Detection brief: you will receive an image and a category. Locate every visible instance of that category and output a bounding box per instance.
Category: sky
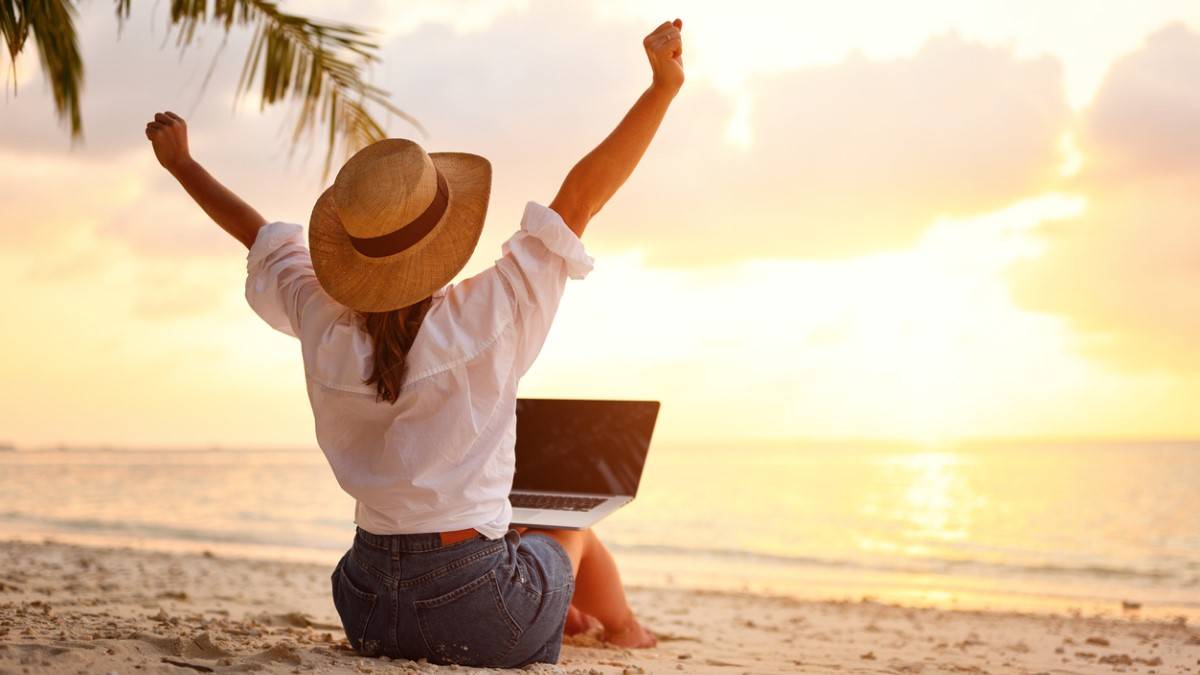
[2,0,1200,448]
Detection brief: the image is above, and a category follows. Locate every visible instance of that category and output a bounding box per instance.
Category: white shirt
[245,202,594,540]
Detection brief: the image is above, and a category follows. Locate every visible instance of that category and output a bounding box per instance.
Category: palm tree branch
[1,0,31,67]
[2,0,414,169]
[127,0,420,176]
[1,0,83,136]
[27,0,83,136]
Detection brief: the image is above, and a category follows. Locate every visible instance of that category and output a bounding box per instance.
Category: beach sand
[1,539,1197,674]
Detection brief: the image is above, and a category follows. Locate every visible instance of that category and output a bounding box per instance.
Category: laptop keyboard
[510,493,607,512]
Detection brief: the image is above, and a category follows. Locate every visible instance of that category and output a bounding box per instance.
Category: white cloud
[1009,24,1200,370]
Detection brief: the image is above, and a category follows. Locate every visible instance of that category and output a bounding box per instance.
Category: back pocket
[331,556,379,655]
[414,568,522,666]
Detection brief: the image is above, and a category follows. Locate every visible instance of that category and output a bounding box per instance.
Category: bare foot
[602,613,657,648]
[564,605,602,636]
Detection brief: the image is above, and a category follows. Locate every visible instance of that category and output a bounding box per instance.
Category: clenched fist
[145,111,193,174]
[645,19,684,94]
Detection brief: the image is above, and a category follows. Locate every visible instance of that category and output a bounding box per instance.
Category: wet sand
[1,539,1197,674]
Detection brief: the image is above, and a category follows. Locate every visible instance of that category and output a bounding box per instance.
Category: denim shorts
[330,526,575,667]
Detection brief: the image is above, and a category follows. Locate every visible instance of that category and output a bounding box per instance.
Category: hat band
[347,170,449,258]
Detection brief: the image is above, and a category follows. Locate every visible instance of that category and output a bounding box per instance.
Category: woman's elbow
[548,195,592,238]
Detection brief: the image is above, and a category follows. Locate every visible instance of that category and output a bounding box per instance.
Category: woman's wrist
[168,157,201,181]
[648,80,681,101]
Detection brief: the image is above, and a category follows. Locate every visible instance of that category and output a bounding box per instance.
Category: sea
[1,440,1197,619]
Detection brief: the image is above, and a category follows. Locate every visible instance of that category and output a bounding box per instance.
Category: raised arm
[550,19,685,238]
[144,111,267,249]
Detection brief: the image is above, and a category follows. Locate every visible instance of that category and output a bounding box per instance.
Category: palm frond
[0,0,28,70]
[1,0,84,137]
[140,0,420,176]
[1,0,411,173]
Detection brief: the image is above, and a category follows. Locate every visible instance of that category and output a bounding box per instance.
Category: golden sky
[3,1,1200,447]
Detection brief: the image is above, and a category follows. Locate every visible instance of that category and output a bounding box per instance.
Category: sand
[1,539,1198,674]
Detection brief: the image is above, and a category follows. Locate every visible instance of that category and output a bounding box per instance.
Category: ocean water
[2,440,1197,618]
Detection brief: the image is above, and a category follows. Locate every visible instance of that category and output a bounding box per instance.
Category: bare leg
[563,603,601,635]
[520,527,656,648]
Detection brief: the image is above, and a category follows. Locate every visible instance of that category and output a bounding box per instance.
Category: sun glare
[528,191,1091,445]
[1057,132,1085,178]
[723,93,754,150]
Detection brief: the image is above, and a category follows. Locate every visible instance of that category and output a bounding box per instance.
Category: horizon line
[4,435,1200,453]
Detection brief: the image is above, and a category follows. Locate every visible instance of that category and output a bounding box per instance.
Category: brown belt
[437,526,530,547]
[438,527,481,546]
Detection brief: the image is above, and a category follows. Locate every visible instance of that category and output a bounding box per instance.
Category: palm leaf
[1,0,84,137]
[0,0,413,175]
[141,0,421,176]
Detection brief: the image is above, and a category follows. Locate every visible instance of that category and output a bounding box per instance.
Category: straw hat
[309,138,492,312]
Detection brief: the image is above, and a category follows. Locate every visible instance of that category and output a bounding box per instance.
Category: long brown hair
[359,295,433,404]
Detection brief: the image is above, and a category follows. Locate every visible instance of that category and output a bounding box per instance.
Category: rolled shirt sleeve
[245,221,326,338]
[493,202,594,375]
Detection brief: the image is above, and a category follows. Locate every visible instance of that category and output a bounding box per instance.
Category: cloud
[288,0,528,38]
[0,1,331,260]
[0,1,652,265]
[2,2,1076,269]
[1085,24,1200,178]
[340,9,1075,265]
[596,33,1071,262]
[1008,23,1200,370]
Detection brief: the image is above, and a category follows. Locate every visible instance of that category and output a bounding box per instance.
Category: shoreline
[2,526,1196,625]
[2,539,1199,674]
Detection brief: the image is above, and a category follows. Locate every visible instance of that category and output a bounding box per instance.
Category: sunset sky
[2,0,1200,448]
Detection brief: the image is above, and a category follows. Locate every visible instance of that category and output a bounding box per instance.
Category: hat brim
[309,152,492,312]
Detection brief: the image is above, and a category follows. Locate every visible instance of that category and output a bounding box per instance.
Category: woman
[144,18,684,668]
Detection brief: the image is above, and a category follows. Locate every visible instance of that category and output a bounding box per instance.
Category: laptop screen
[513,398,660,497]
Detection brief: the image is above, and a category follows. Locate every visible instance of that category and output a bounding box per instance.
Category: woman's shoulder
[401,282,517,384]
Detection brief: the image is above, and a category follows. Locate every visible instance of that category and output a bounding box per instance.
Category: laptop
[509,398,660,530]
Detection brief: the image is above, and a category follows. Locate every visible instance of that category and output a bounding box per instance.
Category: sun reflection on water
[857,450,983,559]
